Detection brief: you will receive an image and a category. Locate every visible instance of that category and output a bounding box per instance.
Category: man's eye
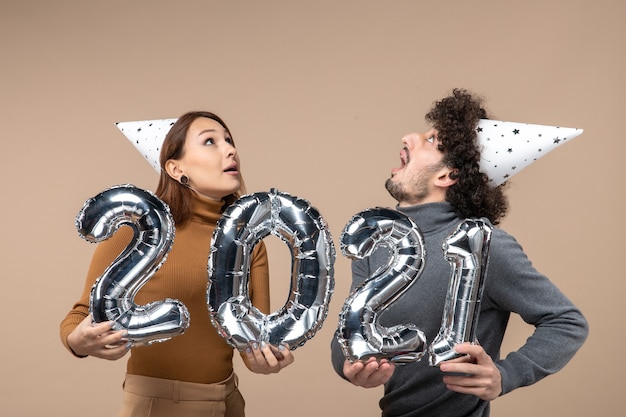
[426,136,435,143]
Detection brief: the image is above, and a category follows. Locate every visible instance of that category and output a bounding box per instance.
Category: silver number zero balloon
[336,208,427,364]
[207,188,335,351]
[428,218,493,366]
[76,184,190,346]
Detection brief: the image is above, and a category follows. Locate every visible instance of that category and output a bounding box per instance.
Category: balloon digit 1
[428,218,493,366]
[208,188,335,350]
[337,208,427,364]
[76,184,190,346]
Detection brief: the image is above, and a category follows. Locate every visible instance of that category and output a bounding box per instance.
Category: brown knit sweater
[60,192,270,383]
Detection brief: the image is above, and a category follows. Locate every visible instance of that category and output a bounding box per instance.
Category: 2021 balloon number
[337,208,427,364]
[207,188,335,351]
[77,185,491,364]
[336,210,492,366]
[76,184,190,346]
[77,186,334,351]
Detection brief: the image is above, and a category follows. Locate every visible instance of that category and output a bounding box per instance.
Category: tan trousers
[118,372,245,417]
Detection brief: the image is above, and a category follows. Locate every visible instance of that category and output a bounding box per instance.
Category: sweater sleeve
[485,229,589,395]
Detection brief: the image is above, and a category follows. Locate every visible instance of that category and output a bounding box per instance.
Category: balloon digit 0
[76,184,190,346]
[336,208,427,363]
[428,218,493,366]
[208,189,335,350]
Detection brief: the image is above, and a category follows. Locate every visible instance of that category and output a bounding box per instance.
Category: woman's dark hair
[155,111,246,227]
[426,89,508,224]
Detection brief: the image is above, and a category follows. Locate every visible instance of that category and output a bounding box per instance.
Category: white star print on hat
[116,118,177,172]
[477,119,583,186]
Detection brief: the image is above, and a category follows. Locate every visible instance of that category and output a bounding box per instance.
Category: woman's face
[171,116,241,200]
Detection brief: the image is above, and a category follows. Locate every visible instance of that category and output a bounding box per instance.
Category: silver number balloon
[76,184,190,346]
[207,189,335,350]
[337,208,427,364]
[428,218,493,366]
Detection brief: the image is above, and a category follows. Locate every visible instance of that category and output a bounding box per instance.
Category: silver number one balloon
[428,218,493,367]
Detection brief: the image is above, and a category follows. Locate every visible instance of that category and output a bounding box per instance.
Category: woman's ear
[165,159,183,181]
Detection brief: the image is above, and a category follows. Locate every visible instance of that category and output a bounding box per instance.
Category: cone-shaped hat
[477,119,583,186]
[116,118,177,172]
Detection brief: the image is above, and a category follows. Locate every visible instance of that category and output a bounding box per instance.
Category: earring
[180,175,189,185]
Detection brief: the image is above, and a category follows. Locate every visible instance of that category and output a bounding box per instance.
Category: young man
[330,89,588,416]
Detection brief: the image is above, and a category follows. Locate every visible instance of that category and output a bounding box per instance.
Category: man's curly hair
[426,88,508,224]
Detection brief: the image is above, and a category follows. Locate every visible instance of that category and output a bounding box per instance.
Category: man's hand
[439,343,502,401]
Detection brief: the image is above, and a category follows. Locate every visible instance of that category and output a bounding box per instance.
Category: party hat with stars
[477,119,583,186]
[116,118,177,172]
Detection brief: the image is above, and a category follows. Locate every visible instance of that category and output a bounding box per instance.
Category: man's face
[385,128,447,206]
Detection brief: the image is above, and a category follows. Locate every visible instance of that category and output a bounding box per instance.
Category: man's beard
[385,177,412,203]
[384,163,441,205]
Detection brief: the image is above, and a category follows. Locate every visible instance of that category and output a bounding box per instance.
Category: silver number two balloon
[337,208,427,364]
[76,184,190,346]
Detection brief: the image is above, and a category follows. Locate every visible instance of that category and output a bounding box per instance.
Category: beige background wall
[2,1,623,415]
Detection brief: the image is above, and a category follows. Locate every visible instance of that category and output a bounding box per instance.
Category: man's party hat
[477,120,583,186]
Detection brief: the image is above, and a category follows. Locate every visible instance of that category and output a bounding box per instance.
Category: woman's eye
[225,137,234,146]
[204,138,215,145]
[426,136,435,143]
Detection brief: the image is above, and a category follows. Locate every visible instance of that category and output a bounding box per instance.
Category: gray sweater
[330,202,588,417]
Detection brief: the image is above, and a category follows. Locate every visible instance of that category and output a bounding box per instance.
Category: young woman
[60,111,294,417]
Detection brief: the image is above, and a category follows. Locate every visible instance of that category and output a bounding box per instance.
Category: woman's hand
[439,343,502,401]
[66,314,130,360]
[241,342,295,374]
[343,357,395,388]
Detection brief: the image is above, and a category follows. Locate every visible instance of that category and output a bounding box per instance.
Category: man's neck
[397,194,446,208]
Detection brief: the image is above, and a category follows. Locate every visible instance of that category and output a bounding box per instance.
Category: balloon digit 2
[76,184,190,346]
[336,208,427,364]
[208,189,335,351]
